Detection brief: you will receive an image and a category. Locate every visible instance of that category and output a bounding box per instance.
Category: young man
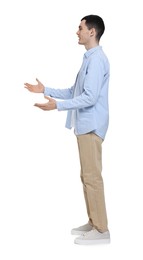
[24,15,110,245]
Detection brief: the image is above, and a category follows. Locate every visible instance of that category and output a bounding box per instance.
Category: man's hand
[34,96,57,111]
[24,78,44,93]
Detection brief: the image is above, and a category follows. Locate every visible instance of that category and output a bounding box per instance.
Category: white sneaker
[74,229,110,245]
[71,223,93,235]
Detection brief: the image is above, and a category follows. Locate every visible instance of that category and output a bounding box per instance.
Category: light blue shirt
[44,46,110,139]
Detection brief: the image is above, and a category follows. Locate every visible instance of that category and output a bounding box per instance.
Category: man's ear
[90,28,96,37]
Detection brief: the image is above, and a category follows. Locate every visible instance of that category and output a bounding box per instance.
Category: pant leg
[76,133,108,232]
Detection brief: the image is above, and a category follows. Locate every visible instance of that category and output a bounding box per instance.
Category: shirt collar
[84,45,102,58]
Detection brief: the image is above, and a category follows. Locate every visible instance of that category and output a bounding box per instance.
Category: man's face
[76,19,92,46]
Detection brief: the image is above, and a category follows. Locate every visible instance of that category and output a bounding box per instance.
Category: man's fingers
[34,103,45,107]
[34,103,48,109]
[24,83,33,91]
[44,96,52,101]
[24,82,35,88]
[24,83,30,87]
[36,78,39,83]
[36,78,42,85]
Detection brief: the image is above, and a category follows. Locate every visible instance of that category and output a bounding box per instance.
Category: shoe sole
[74,238,111,245]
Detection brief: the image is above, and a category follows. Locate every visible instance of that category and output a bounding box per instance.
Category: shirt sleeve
[56,57,105,111]
[44,86,74,100]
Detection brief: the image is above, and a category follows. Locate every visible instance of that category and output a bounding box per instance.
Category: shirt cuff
[56,101,63,111]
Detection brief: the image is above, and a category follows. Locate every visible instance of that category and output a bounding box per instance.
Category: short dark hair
[81,15,105,41]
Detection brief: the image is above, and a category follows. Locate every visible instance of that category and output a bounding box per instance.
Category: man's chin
[78,40,83,45]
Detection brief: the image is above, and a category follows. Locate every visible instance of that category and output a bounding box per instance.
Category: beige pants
[76,133,108,232]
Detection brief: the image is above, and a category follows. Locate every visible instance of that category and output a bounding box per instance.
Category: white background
[0,0,143,259]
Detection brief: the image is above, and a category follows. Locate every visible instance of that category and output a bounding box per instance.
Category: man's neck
[85,42,99,51]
